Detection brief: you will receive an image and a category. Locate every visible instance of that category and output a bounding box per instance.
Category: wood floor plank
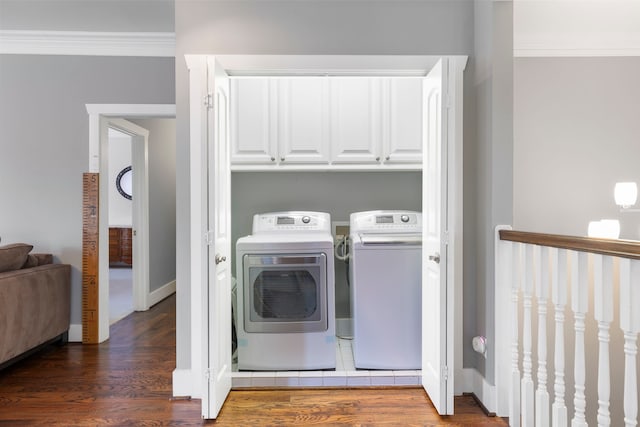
[0,295,508,425]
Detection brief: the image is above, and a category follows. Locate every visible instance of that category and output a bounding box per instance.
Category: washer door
[243,253,327,333]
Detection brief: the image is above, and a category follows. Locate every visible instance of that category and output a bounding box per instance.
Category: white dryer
[349,210,422,370]
[236,211,336,371]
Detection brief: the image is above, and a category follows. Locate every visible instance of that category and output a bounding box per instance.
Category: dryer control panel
[350,210,422,234]
[252,211,331,234]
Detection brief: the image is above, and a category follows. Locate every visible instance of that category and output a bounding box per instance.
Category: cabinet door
[230,78,277,164]
[330,78,382,164]
[384,78,423,164]
[278,78,329,164]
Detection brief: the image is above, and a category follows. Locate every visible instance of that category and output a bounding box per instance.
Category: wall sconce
[588,219,621,239]
[614,182,638,210]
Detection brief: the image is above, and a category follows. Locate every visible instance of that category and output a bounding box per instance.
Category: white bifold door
[422,58,455,415]
[203,57,233,419]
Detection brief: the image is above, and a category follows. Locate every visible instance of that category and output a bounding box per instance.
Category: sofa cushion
[22,253,53,269]
[0,244,33,273]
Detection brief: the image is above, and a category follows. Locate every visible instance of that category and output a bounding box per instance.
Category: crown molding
[515,31,640,57]
[0,30,175,57]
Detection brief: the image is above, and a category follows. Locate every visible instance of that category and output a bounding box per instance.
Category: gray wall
[131,118,177,292]
[175,0,485,376]
[469,0,513,383]
[231,171,422,318]
[0,54,175,325]
[0,0,174,31]
[514,57,640,240]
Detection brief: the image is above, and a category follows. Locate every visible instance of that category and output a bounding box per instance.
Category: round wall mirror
[116,166,132,200]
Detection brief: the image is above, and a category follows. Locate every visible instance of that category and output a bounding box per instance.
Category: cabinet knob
[386,156,390,161]
[270,157,275,162]
[281,157,285,162]
[375,157,380,161]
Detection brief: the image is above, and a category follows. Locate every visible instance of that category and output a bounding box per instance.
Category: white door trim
[184,56,209,400]
[85,103,176,343]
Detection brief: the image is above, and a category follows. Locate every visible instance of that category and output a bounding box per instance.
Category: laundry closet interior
[187,55,464,403]
[230,72,424,385]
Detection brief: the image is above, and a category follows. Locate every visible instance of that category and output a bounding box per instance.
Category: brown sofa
[0,244,71,369]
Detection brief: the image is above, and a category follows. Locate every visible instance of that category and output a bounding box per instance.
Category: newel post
[495,225,515,420]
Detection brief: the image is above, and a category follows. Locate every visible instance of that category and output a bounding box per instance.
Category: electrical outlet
[335,224,350,237]
[332,221,350,245]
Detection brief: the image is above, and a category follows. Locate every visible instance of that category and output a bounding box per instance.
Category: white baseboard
[149,280,176,307]
[462,368,497,415]
[68,323,83,342]
[172,368,194,398]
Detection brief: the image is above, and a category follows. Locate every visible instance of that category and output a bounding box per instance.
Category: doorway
[107,126,134,324]
[86,104,176,343]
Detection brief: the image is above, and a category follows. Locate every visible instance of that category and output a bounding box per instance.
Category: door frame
[185,55,466,413]
[86,103,176,343]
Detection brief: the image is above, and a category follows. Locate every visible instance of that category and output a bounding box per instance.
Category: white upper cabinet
[230,78,278,164]
[330,78,382,164]
[383,78,424,164]
[230,76,423,169]
[278,78,330,163]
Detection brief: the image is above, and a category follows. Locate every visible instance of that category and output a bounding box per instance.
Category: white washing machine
[236,211,336,371]
[349,210,422,370]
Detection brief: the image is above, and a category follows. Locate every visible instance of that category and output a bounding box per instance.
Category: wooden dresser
[109,227,132,267]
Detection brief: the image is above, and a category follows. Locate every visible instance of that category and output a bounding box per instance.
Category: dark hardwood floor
[0,295,508,426]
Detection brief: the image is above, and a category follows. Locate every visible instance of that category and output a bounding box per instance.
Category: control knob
[302,216,311,224]
[400,214,410,223]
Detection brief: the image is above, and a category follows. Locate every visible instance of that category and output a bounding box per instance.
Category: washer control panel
[350,210,422,234]
[252,211,331,234]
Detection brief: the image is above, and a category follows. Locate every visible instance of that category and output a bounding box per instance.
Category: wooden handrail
[499,229,640,261]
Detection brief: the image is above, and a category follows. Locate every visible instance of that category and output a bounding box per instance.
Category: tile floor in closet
[231,338,422,388]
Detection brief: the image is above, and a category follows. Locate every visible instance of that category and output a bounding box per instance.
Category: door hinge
[442,231,450,245]
[204,93,213,109]
[204,231,214,245]
[446,94,453,109]
[204,368,212,381]
[442,366,449,380]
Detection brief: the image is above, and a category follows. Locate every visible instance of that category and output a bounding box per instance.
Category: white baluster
[536,245,550,427]
[571,251,588,427]
[552,248,568,427]
[620,258,640,427]
[522,244,535,427]
[593,254,613,427]
[511,242,522,427]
